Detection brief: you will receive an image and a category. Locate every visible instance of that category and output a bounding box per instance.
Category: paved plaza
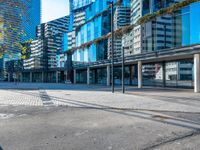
[0,82,199,112]
[0,82,200,150]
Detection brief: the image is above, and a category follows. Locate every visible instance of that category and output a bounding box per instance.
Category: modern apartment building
[114,4,131,30]
[23,39,44,70]
[67,10,86,50]
[108,0,131,59]
[22,16,70,82]
[25,16,69,69]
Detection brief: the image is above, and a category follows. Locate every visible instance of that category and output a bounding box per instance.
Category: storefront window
[165,59,194,87]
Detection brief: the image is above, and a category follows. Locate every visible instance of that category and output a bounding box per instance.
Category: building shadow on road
[7,89,200,150]
[14,90,200,131]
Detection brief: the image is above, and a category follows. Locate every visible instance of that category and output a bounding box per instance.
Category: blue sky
[42,0,69,23]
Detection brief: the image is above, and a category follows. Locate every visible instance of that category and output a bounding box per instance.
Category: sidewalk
[0,83,199,113]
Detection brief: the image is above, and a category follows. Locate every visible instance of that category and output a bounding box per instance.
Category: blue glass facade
[22,0,41,41]
[181,7,190,46]
[62,33,68,52]
[72,0,93,11]
[143,1,200,52]
[153,0,175,11]
[67,0,200,66]
[76,16,103,46]
[142,0,178,15]
[189,2,200,45]
[0,0,41,80]
[141,0,200,35]
[71,0,134,63]
[71,0,116,62]
[85,0,113,20]
[181,2,200,46]
[72,44,97,62]
[121,0,130,6]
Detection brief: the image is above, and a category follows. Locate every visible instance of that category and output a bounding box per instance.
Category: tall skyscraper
[0,0,41,80]
[23,16,70,70]
[22,0,41,41]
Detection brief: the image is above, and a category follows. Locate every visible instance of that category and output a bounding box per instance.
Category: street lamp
[107,0,114,93]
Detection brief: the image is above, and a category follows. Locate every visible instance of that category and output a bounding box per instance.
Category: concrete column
[30,72,32,83]
[74,69,76,84]
[65,71,68,83]
[194,54,200,93]
[8,73,11,82]
[162,62,166,87]
[129,66,133,85]
[20,73,23,82]
[138,61,142,88]
[107,65,111,86]
[87,67,90,85]
[56,71,59,83]
[94,69,97,84]
[42,72,44,83]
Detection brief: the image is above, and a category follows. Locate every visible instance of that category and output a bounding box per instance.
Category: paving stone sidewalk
[0,83,200,113]
[0,90,43,106]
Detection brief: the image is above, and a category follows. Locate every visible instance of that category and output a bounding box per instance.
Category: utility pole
[111,1,114,93]
[122,47,125,93]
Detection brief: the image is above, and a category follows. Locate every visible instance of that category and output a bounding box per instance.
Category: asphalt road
[0,83,200,150]
[0,105,200,150]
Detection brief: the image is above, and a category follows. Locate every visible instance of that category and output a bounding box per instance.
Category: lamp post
[107,0,114,93]
[122,47,125,93]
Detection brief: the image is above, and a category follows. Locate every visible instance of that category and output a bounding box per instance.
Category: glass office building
[70,0,200,90]
[143,1,200,52]
[0,0,41,80]
[140,1,200,87]
[72,0,115,63]
[22,0,41,41]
